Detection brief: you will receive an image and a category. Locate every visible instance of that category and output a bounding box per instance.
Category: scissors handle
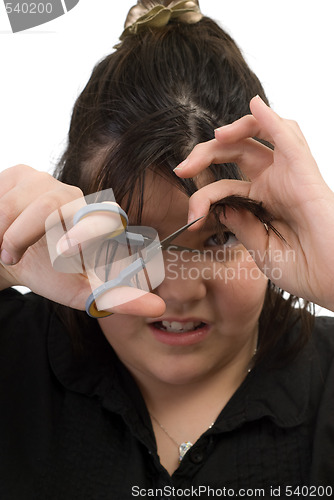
[86,257,146,318]
[73,203,128,237]
[78,204,205,318]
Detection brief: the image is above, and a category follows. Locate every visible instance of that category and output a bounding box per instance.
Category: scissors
[73,202,204,318]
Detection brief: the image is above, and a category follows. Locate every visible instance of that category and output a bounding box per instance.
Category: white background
[0,0,333,314]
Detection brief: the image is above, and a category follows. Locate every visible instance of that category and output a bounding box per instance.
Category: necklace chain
[150,413,214,462]
[248,342,258,373]
[150,413,181,449]
[150,336,258,462]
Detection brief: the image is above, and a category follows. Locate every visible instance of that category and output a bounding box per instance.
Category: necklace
[150,336,258,462]
[150,413,214,462]
[248,335,259,373]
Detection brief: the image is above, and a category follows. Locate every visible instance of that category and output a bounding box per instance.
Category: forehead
[129,167,214,226]
[125,169,219,241]
[140,171,189,229]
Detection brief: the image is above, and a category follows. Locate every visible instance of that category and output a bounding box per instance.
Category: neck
[134,331,258,419]
[126,330,258,476]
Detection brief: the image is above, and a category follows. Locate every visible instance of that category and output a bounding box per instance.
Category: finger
[0,186,34,242]
[214,96,306,154]
[1,188,83,265]
[8,246,95,311]
[218,207,270,269]
[174,137,273,180]
[0,164,38,198]
[187,179,251,228]
[97,287,166,317]
[41,273,94,311]
[212,96,312,165]
[56,210,126,256]
[218,207,293,284]
[214,113,274,146]
[0,178,59,240]
[249,96,311,159]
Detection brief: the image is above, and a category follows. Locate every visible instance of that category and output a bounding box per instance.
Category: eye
[205,232,239,248]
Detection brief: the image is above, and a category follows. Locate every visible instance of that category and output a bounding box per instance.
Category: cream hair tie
[120,0,203,40]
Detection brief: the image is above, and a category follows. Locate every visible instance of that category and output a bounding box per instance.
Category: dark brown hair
[54,9,313,366]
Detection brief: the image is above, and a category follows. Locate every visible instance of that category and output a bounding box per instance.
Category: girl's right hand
[0,165,165,316]
[0,164,94,310]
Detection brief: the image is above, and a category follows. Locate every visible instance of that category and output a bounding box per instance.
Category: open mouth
[152,320,206,334]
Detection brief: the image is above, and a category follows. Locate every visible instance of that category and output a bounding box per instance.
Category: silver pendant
[179,441,193,462]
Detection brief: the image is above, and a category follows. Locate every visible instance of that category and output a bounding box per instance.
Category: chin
[146,357,215,387]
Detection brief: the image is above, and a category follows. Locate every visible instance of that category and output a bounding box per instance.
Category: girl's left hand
[174,96,334,311]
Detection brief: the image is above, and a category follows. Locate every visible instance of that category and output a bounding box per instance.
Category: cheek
[98,314,141,349]
[208,251,268,317]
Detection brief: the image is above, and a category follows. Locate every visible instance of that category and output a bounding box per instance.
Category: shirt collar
[48,310,156,447]
[212,342,313,432]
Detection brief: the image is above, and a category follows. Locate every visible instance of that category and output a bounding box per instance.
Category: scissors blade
[159,215,205,249]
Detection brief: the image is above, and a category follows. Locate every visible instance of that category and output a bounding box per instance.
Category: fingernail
[56,238,80,256]
[254,94,266,105]
[215,124,227,133]
[173,158,189,171]
[187,211,195,223]
[214,122,233,134]
[0,249,15,266]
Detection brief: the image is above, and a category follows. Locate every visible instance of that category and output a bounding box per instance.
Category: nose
[154,252,207,305]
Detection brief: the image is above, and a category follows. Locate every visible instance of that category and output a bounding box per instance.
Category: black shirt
[0,288,334,499]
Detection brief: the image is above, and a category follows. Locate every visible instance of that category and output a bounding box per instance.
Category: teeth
[160,320,202,333]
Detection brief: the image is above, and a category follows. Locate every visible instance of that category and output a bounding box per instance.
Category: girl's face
[98,173,268,387]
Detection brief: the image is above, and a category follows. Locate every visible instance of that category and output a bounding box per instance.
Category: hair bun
[120,0,203,40]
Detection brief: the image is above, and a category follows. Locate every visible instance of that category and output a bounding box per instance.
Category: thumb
[219,206,270,269]
[95,287,166,317]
